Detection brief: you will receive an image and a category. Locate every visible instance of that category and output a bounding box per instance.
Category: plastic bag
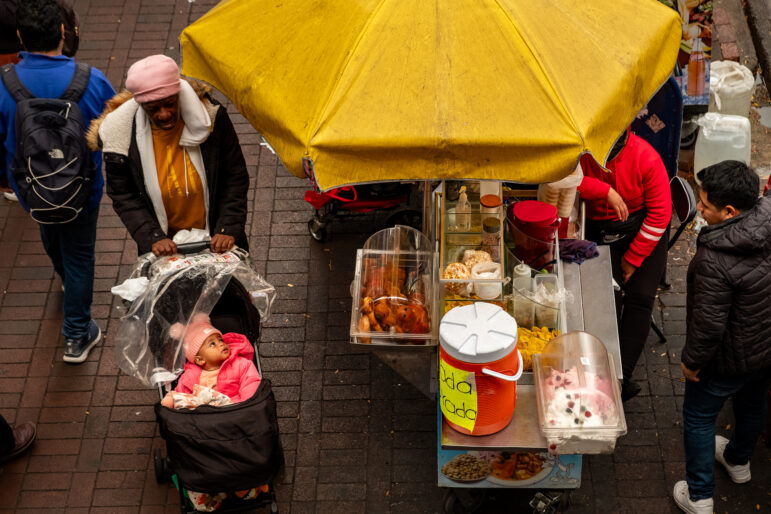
[114,250,276,387]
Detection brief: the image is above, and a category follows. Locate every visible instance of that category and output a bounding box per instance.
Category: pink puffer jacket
[174,332,261,403]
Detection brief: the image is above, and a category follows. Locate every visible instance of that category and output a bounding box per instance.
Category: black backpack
[1,63,95,224]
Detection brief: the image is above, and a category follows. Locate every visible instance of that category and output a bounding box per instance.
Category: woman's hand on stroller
[210,234,235,253]
[152,238,178,256]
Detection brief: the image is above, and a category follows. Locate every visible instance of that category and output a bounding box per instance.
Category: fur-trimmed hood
[87,78,218,153]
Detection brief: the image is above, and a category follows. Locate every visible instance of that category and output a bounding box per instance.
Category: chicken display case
[349,225,437,346]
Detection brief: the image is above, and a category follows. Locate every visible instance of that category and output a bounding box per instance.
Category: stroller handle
[175,240,212,254]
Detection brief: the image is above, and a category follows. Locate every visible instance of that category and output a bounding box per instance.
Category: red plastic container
[507,200,559,269]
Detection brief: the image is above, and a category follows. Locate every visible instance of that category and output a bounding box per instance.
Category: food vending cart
[347,180,627,512]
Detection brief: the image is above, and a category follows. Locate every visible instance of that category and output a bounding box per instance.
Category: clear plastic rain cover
[115,250,276,387]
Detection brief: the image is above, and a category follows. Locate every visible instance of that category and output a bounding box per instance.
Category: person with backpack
[0,0,114,363]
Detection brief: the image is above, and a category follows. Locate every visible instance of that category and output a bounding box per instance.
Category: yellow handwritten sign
[439,359,478,432]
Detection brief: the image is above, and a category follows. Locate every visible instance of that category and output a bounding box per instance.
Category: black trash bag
[154,378,284,494]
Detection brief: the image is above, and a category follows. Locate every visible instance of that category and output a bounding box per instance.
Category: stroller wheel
[153,449,166,484]
[307,219,328,242]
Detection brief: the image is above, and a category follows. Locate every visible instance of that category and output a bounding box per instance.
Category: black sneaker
[63,320,101,363]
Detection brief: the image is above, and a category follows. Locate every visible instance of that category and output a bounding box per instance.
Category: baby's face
[195,333,230,370]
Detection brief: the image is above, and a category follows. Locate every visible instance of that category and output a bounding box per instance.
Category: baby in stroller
[113,248,282,513]
[159,312,269,511]
[161,313,261,410]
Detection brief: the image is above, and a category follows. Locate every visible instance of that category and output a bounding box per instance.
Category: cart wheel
[308,219,328,242]
[529,491,569,514]
[153,449,165,484]
[442,489,487,514]
[385,208,422,230]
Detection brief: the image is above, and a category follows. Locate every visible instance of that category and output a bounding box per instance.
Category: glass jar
[480,194,503,215]
[481,217,501,261]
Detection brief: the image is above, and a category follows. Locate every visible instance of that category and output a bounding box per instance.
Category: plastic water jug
[439,303,523,436]
[709,61,754,118]
[694,113,751,184]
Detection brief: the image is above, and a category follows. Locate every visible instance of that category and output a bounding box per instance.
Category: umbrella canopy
[181,0,681,191]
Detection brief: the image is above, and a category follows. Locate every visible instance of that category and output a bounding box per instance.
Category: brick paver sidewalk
[0,1,768,512]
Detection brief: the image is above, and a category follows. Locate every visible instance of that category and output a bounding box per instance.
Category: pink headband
[125,54,181,103]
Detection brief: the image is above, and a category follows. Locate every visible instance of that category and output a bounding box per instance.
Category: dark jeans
[683,372,770,500]
[39,207,98,339]
[586,220,669,380]
[0,413,13,454]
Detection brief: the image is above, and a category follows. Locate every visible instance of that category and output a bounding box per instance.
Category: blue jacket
[0,52,115,213]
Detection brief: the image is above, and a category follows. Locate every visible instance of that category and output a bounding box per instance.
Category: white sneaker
[3,191,17,202]
[715,435,751,483]
[673,481,713,514]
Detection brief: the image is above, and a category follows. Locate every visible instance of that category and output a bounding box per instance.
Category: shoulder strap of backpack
[60,63,91,102]
[0,64,35,103]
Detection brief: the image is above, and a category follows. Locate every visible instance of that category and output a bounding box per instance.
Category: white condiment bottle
[513,263,531,279]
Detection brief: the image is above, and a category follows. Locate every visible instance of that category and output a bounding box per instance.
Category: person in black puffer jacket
[673,161,771,514]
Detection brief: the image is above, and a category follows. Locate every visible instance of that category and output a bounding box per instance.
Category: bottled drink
[687,38,706,97]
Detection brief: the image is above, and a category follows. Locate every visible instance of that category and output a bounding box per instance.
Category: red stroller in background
[303,160,422,242]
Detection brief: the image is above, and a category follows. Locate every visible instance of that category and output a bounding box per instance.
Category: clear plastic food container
[533,331,626,454]
[350,226,437,346]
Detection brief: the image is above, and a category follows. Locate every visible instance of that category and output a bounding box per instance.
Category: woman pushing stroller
[89,53,249,256]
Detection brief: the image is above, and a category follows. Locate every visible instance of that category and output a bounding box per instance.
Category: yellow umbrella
[181,0,680,191]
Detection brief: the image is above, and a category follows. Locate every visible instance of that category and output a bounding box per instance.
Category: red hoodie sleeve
[577,154,612,200]
[623,149,672,267]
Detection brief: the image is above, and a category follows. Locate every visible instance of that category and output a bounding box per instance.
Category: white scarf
[135,80,212,235]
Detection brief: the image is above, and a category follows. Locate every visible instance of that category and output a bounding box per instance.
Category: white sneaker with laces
[673,481,713,514]
[715,435,751,483]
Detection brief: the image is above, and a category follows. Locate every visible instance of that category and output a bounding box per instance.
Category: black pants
[0,413,14,454]
[586,221,669,380]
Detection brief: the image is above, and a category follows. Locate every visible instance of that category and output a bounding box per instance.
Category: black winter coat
[682,193,771,377]
[104,100,249,255]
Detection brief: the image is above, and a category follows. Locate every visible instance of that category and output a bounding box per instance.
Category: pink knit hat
[169,313,223,363]
[125,54,181,103]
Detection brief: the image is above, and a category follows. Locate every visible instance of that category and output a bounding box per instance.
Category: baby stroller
[303,158,423,242]
[114,242,282,513]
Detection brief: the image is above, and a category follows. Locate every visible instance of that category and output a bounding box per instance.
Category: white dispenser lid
[440,303,517,364]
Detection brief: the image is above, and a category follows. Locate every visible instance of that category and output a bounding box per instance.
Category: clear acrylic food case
[533,331,626,454]
[350,226,437,346]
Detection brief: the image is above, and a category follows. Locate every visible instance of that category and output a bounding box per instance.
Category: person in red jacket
[578,128,672,401]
